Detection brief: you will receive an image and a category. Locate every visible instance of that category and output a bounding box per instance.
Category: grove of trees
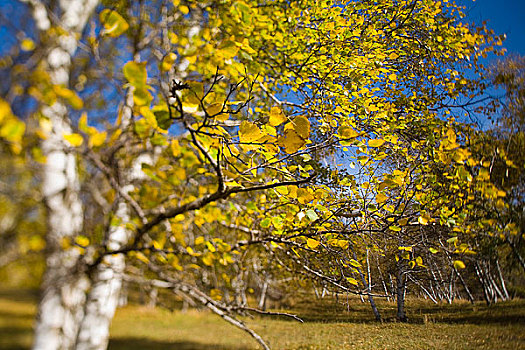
[0,0,522,349]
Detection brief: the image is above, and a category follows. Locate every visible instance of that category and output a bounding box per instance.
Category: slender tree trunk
[396,263,407,322]
[75,198,130,350]
[32,1,98,349]
[495,259,510,300]
[506,236,525,272]
[75,87,135,349]
[454,267,475,304]
[475,262,492,305]
[352,249,381,321]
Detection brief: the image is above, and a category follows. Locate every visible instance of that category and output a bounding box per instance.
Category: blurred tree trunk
[30,1,98,349]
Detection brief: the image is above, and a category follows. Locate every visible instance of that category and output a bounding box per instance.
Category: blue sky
[460,0,525,57]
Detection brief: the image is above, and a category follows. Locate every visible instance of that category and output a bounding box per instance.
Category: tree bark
[31,1,98,349]
[75,84,137,349]
[75,199,130,350]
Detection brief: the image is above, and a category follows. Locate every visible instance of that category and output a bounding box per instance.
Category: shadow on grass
[0,326,32,350]
[272,297,525,325]
[0,290,39,304]
[108,338,250,350]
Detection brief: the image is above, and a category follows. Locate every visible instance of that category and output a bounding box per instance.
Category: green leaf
[305,209,319,221]
[123,61,147,88]
[429,247,438,254]
[154,110,172,130]
[260,218,271,228]
[446,236,458,244]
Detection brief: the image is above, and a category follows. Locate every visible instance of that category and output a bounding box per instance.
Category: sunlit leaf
[306,238,320,249]
[269,106,287,126]
[453,260,466,269]
[368,139,385,148]
[347,277,358,286]
[63,133,83,147]
[375,193,388,203]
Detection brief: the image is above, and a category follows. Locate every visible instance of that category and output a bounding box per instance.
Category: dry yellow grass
[1,290,524,350]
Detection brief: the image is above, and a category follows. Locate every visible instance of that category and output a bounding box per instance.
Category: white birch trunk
[75,198,130,350]
[75,93,135,350]
[32,1,98,349]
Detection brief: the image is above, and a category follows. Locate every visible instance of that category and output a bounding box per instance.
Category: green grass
[1,289,524,350]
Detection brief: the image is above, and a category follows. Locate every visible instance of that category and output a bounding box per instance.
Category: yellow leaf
[63,133,83,147]
[0,118,25,144]
[140,106,159,128]
[133,87,153,107]
[453,260,466,269]
[269,106,287,126]
[74,235,89,247]
[89,131,107,148]
[53,85,83,109]
[20,38,35,51]
[208,103,225,119]
[100,9,129,37]
[160,52,177,71]
[210,288,222,301]
[338,126,359,139]
[239,121,263,143]
[337,240,349,249]
[349,259,361,267]
[418,215,429,225]
[306,238,320,249]
[347,277,358,286]
[293,116,310,139]
[389,52,399,60]
[278,129,305,154]
[202,253,214,266]
[375,193,388,203]
[368,139,385,147]
[135,252,150,264]
[179,5,190,15]
[78,112,89,133]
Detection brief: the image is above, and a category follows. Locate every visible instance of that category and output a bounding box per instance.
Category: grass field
[1,289,524,350]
